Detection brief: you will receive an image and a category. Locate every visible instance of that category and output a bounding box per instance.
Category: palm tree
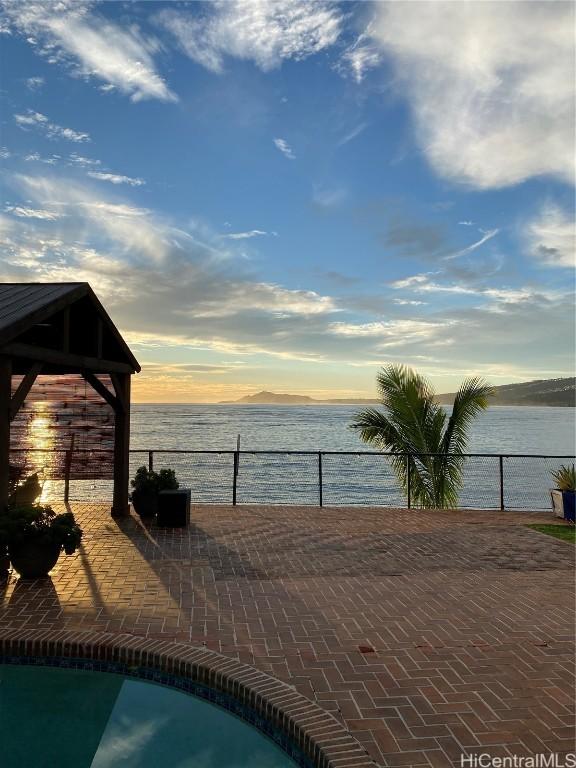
[352,365,493,508]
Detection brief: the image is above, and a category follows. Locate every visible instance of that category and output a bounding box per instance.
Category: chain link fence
[12,447,574,511]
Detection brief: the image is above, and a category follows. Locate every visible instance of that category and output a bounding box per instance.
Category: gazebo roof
[1,281,138,515]
[0,282,140,374]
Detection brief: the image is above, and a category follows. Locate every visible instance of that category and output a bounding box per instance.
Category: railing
[10,448,576,510]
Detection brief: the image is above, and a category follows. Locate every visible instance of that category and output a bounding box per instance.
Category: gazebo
[0,283,140,516]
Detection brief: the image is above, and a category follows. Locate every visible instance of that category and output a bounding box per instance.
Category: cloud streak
[2,0,176,102]
[273,138,295,160]
[88,172,145,187]
[14,110,90,143]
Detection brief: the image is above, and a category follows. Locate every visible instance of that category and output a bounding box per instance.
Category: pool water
[0,665,298,768]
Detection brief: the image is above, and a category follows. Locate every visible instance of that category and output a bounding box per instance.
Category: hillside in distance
[436,377,575,407]
[222,378,576,406]
[220,391,379,405]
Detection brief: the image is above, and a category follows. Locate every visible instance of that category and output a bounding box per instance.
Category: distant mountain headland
[221,377,576,407]
[220,391,379,405]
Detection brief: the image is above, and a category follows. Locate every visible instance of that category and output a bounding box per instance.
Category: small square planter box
[551,489,576,522]
[157,489,191,527]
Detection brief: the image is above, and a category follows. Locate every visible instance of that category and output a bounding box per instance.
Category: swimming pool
[0,663,300,768]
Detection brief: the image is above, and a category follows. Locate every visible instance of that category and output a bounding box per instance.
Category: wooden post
[0,357,12,512]
[318,452,323,507]
[64,434,75,504]
[111,373,131,518]
[232,450,238,506]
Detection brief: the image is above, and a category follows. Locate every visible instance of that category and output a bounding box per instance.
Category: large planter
[9,539,61,579]
[551,489,576,522]
[131,489,158,518]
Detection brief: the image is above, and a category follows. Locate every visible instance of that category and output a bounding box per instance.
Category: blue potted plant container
[550,465,575,522]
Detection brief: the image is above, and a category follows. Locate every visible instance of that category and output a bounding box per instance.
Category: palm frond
[351,365,493,509]
[441,377,494,457]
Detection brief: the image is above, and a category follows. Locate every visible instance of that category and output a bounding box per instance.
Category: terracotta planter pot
[9,539,62,579]
[131,490,158,518]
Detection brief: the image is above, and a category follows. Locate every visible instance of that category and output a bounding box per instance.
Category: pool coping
[0,628,378,768]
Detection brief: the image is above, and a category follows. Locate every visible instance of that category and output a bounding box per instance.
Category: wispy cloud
[526,203,575,268]
[25,75,44,90]
[2,0,176,103]
[23,152,60,165]
[88,171,145,187]
[15,110,90,142]
[444,228,499,261]
[68,153,101,168]
[4,205,62,220]
[222,230,270,240]
[329,319,454,347]
[273,138,295,160]
[357,1,574,189]
[390,272,555,308]
[337,123,368,147]
[157,0,342,73]
[312,184,346,208]
[340,26,382,83]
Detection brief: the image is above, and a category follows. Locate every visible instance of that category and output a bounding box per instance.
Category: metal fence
[13,448,575,511]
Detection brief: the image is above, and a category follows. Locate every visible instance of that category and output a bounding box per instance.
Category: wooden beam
[82,371,119,411]
[110,372,128,412]
[62,307,70,353]
[96,318,103,359]
[111,373,131,518]
[10,362,42,420]
[2,342,135,374]
[0,357,11,511]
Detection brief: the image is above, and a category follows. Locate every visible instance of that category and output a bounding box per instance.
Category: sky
[0,0,574,403]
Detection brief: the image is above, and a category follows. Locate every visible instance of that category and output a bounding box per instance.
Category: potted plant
[0,504,83,579]
[1,471,45,579]
[130,466,179,518]
[550,464,575,522]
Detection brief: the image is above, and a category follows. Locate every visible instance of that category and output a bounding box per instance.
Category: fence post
[64,450,71,503]
[407,455,412,509]
[499,455,505,511]
[148,450,154,472]
[318,452,323,507]
[232,450,238,506]
[64,433,75,504]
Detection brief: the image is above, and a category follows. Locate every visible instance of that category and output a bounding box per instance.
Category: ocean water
[131,404,576,454]
[121,405,575,510]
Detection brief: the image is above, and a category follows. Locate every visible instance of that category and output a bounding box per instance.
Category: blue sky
[0,0,574,402]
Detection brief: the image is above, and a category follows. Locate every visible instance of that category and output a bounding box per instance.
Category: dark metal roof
[0,282,140,372]
[0,283,86,334]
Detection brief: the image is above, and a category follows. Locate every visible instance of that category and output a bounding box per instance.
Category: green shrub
[131,466,179,494]
[551,464,576,492]
[0,504,83,555]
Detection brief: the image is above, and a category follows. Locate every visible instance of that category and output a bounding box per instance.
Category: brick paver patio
[1,504,574,767]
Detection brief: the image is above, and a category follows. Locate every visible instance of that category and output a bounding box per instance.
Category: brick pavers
[1,504,574,767]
